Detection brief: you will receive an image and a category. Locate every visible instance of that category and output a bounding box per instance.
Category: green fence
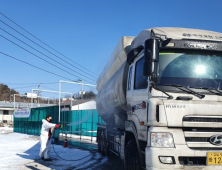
[14,106,103,138]
[14,106,59,137]
[60,109,103,137]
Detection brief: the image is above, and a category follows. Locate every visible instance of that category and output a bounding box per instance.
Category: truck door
[127,52,148,141]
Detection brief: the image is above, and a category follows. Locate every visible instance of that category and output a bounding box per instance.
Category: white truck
[96,27,222,170]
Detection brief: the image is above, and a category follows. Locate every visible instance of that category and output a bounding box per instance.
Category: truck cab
[97,27,222,170]
[126,28,222,170]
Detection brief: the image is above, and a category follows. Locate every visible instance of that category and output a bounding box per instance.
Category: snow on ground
[0,126,13,134]
[0,132,109,170]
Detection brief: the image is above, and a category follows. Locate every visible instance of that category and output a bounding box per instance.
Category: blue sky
[0,0,222,98]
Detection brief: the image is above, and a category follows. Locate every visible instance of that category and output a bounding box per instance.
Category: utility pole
[9,88,11,102]
[37,83,40,105]
[81,78,83,99]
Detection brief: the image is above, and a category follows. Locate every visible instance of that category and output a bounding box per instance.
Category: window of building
[3,110,9,115]
[134,57,148,89]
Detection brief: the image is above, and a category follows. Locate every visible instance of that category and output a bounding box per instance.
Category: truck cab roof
[97,27,222,92]
[131,27,222,50]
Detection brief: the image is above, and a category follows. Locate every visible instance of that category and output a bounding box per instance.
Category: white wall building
[0,108,14,124]
[72,100,96,110]
[0,101,55,125]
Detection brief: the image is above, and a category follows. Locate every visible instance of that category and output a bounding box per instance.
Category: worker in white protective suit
[39,115,59,161]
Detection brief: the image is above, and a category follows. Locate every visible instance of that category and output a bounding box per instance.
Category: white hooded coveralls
[39,119,56,159]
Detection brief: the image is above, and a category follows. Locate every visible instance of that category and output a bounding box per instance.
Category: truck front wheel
[125,140,141,170]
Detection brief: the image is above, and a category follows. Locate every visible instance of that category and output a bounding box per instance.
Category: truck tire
[100,130,109,156]
[98,130,101,152]
[125,140,141,170]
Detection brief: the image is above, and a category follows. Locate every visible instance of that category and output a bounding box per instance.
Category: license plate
[207,152,222,165]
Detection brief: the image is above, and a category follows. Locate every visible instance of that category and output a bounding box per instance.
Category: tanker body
[96,36,134,129]
[97,27,222,170]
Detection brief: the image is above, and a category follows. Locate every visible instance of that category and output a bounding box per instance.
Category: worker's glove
[51,138,54,144]
[54,124,60,129]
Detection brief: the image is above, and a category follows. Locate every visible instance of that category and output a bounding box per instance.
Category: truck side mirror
[144,39,159,62]
[143,61,153,76]
[143,39,159,76]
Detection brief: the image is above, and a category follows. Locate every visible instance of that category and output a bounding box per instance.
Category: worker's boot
[44,158,52,161]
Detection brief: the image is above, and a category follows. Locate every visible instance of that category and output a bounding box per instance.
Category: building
[60,99,96,111]
[72,100,96,110]
[0,101,54,125]
[0,101,14,124]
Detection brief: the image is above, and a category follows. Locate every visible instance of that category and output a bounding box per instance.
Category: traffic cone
[64,134,68,148]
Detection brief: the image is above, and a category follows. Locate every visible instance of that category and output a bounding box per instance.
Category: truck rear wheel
[100,130,109,155]
[98,130,101,152]
[125,140,141,170]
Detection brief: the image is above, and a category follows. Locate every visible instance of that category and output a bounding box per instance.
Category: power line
[0,35,95,84]
[0,29,97,82]
[17,90,32,93]
[40,85,58,91]
[0,82,58,85]
[0,12,99,76]
[0,52,75,81]
[0,21,98,79]
[10,85,38,89]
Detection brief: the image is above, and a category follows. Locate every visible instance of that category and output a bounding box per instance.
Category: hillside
[0,84,18,101]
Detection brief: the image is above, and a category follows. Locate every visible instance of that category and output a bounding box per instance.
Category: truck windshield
[156,52,222,90]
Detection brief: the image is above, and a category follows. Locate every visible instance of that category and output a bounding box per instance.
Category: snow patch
[0,133,106,170]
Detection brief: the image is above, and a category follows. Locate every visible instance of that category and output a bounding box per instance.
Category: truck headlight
[151,133,174,148]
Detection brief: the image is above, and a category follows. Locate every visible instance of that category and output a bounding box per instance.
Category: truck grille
[185,137,209,142]
[189,147,222,150]
[179,157,206,165]
[183,117,222,122]
[183,127,222,132]
[183,116,222,150]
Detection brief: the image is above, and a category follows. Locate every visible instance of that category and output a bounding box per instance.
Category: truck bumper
[146,167,222,170]
[145,145,222,170]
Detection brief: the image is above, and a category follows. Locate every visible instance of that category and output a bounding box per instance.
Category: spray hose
[51,128,94,161]
[51,144,93,161]
[51,143,94,161]
[51,125,96,161]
